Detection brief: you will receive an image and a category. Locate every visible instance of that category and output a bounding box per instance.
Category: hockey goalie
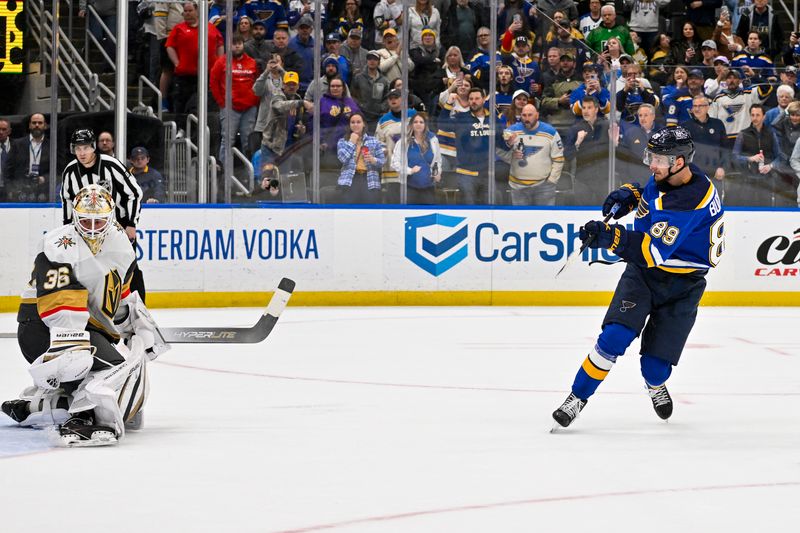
[1,184,169,447]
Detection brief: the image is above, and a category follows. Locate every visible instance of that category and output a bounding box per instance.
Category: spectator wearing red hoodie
[166,1,224,114]
[210,34,261,162]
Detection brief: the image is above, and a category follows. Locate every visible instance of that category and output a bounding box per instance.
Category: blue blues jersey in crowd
[621,164,725,274]
[663,88,694,126]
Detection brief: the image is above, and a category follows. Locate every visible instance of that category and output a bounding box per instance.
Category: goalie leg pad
[69,337,150,439]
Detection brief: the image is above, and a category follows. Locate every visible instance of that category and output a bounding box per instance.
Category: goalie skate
[59,413,118,447]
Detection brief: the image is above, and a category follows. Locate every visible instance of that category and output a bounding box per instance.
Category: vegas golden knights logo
[102,269,122,318]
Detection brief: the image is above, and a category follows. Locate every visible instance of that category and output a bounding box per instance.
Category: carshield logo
[405,213,468,276]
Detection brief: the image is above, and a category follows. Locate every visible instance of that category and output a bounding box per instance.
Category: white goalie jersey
[19,222,137,340]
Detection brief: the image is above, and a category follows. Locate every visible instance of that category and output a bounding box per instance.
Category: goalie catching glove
[114,292,171,360]
[580,220,628,254]
[602,183,642,219]
[28,329,95,390]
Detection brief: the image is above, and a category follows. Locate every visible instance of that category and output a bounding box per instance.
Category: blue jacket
[453,111,491,175]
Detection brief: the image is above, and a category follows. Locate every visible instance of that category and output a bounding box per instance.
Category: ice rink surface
[1,305,798,532]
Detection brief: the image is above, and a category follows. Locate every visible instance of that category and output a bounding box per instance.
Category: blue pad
[596,322,638,360]
[640,354,673,387]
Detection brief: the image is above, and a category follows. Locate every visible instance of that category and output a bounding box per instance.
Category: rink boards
[0,205,797,309]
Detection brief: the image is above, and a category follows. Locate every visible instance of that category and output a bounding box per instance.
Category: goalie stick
[0,278,295,344]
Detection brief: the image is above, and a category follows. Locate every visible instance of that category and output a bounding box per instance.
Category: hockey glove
[602,183,642,219]
[580,220,628,253]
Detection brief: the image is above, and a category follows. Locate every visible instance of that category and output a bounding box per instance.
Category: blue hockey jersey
[620,164,725,273]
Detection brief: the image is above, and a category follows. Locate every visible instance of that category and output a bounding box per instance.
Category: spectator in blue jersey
[128,147,166,203]
[336,112,385,203]
[731,31,775,85]
[237,0,289,43]
[499,101,564,206]
[493,65,517,117]
[500,34,541,98]
[391,113,442,204]
[564,96,611,205]
[664,68,707,126]
[552,126,726,430]
[617,62,660,132]
[732,103,786,206]
[288,15,315,92]
[680,95,727,183]
[571,63,611,118]
[467,27,492,91]
[453,87,492,204]
[436,74,471,171]
[736,0,784,59]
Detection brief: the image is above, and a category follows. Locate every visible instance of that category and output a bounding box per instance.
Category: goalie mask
[73,184,115,254]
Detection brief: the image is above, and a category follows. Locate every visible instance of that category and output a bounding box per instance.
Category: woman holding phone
[337,112,385,204]
[391,113,442,205]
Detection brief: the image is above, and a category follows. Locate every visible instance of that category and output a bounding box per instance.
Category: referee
[61,128,147,301]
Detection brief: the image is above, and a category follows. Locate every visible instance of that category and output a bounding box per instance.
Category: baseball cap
[348,28,362,38]
[283,71,300,85]
[130,146,148,158]
[514,35,529,46]
[785,66,798,75]
[383,28,397,38]
[325,32,341,42]
[253,20,267,29]
[701,40,717,50]
[582,62,601,72]
[386,88,402,100]
[421,27,436,38]
[297,15,313,28]
[713,55,730,65]
[688,68,704,79]
[618,53,633,63]
[512,89,530,100]
[560,52,576,61]
[366,50,381,60]
[727,68,742,78]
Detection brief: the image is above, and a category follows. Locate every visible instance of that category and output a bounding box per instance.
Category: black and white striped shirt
[61,154,143,228]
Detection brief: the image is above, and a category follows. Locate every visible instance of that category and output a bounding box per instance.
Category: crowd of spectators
[3,0,800,207]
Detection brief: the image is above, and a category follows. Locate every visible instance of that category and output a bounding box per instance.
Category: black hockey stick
[555,204,620,278]
[157,277,295,344]
[0,278,296,344]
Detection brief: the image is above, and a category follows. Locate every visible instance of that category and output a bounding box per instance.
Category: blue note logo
[405,214,468,276]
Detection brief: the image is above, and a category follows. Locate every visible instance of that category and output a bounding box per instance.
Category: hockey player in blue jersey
[552,126,725,429]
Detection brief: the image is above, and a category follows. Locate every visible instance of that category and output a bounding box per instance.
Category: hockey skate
[551,393,587,431]
[647,384,673,420]
[59,412,118,447]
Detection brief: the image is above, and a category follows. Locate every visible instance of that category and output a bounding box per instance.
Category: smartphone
[513,14,521,24]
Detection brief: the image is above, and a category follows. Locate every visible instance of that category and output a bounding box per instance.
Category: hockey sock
[640,354,673,387]
[571,323,638,400]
